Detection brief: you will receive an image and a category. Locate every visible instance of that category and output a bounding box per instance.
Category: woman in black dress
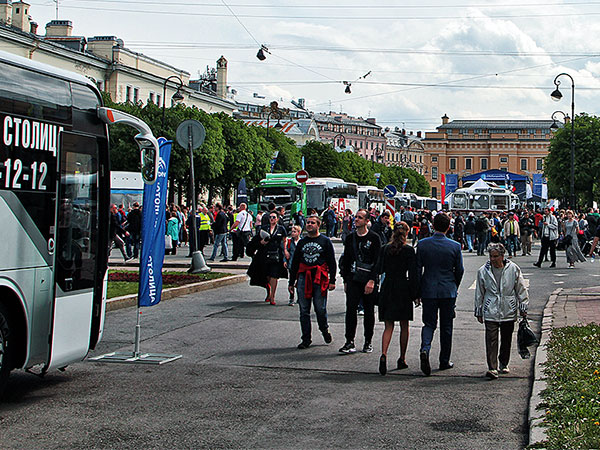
[376,221,419,375]
[247,212,287,305]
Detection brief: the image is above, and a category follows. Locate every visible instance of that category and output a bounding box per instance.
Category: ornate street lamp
[161,75,185,128]
[332,133,346,150]
[551,73,575,209]
[266,101,283,138]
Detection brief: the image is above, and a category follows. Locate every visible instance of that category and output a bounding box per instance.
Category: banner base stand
[89,351,182,365]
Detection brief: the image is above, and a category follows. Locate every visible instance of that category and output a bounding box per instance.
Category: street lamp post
[161,75,185,128]
[266,101,283,138]
[551,73,575,209]
[332,133,346,150]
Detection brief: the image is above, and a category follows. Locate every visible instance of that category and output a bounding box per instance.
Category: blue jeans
[296,274,329,344]
[420,298,456,365]
[209,233,228,260]
[477,232,487,255]
[466,233,475,251]
[506,235,518,256]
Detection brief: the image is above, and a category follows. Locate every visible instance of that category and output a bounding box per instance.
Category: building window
[500,167,508,172]
[500,157,508,164]
[449,158,456,170]
[133,88,140,104]
[431,167,438,180]
[432,187,438,198]
[521,159,528,170]
[447,129,452,135]
[481,158,488,170]
[157,94,162,106]
[432,156,438,163]
[465,158,472,170]
[536,158,543,171]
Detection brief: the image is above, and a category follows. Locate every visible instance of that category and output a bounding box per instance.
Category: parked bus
[306,177,359,214]
[0,50,159,394]
[111,171,144,209]
[358,185,385,212]
[447,179,520,213]
[252,173,304,227]
[394,192,417,209]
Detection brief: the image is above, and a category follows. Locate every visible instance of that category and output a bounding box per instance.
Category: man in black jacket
[370,210,392,245]
[207,203,230,262]
[110,204,132,262]
[126,202,142,259]
[339,209,381,354]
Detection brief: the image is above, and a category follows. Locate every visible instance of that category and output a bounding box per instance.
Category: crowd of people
[109,198,600,378]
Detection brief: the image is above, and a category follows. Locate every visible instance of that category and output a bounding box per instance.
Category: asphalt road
[3,241,598,449]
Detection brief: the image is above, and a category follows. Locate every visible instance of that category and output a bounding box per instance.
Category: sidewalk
[529,286,600,445]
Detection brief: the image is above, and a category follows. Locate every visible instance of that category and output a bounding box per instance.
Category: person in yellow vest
[503,214,520,258]
[197,205,212,255]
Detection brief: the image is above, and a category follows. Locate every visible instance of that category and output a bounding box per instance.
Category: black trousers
[536,236,556,264]
[344,280,376,343]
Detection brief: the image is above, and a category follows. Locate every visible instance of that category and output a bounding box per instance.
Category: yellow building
[423,114,552,198]
[0,1,235,114]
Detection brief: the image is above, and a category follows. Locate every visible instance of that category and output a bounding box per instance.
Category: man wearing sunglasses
[339,209,381,354]
[288,215,337,349]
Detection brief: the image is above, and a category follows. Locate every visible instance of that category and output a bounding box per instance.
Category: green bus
[250,173,306,227]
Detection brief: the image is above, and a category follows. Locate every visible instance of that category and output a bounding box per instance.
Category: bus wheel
[0,303,13,396]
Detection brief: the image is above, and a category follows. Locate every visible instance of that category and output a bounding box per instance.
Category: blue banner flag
[532,173,544,198]
[138,138,171,307]
[445,174,459,195]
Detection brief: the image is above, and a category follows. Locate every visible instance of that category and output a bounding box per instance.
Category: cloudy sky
[26,0,600,132]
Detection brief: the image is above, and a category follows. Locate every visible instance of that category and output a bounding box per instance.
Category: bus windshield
[258,186,299,204]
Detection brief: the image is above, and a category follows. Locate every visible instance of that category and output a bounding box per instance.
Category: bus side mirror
[134,134,159,184]
[97,107,160,184]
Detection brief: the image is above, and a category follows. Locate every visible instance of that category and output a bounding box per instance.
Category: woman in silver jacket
[475,243,529,380]
[562,210,586,268]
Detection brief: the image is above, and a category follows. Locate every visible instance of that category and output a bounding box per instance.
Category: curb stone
[105,274,248,312]
[528,288,562,448]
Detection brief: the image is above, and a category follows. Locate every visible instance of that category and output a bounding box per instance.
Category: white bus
[358,185,385,212]
[394,192,417,209]
[447,179,520,213]
[0,50,159,394]
[111,171,144,209]
[306,177,359,214]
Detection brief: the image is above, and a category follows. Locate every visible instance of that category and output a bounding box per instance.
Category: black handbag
[517,318,538,359]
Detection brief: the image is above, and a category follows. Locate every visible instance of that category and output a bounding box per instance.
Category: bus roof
[0,49,98,90]
[111,171,144,190]
[306,177,356,186]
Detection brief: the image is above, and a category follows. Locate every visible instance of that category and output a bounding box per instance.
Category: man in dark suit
[416,212,464,376]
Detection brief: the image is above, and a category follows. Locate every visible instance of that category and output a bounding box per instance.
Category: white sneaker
[486,369,499,379]
[499,365,510,374]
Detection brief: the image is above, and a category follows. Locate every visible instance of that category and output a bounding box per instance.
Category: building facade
[423,114,553,199]
[0,1,236,115]
[383,127,426,174]
[314,112,387,164]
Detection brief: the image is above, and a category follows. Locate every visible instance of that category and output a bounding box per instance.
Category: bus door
[49,131,105,369]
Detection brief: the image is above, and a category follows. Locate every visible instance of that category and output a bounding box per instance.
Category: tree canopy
[103,94,430,204]
[545,113,600,207]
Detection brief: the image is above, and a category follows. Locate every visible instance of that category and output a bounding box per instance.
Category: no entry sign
[296,169,309,183]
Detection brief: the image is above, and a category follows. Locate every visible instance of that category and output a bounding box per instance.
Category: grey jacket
[541,213,559,241]
[474,260,529,322]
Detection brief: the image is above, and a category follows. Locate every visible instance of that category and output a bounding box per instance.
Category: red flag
[441,173,446,205]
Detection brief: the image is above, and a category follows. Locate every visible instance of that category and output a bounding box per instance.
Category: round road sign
[384,184,397,198]
[296,169,309,183]
[176,119,205,150]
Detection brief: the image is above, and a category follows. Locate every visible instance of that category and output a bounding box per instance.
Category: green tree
[301,141,341,177]
[545,113,600,207]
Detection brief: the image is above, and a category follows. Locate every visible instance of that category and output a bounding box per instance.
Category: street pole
[187,126,198,256]
[551,73,575,209]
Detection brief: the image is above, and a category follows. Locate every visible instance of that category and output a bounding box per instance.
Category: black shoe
[533,262,541,268]
[397,358,408,370]
[362,342,373,353]
[297,341,311,349]
[231,257,238,261]
[322,330,333,344]
[439,361,454,370]
[549,263,556,268]
[379,355,387,376]
[220,258,229,262]
[339,341,357,354]
[420,351,431,376]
